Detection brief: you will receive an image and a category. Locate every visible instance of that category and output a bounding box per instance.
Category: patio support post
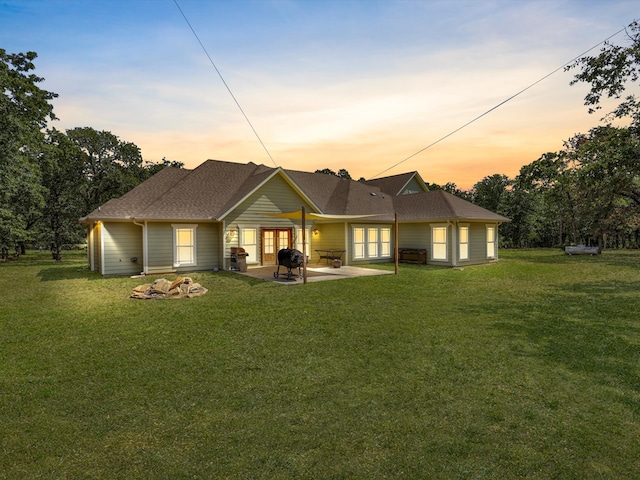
[302,206,307,284]
[395,212,399,275]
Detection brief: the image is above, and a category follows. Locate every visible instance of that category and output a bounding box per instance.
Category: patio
[233,264,394,284]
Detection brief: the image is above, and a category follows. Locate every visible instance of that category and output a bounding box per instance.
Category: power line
[371,24,630,179]
[173,0,278,168]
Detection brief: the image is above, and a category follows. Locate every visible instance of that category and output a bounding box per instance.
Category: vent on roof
[370,192,377,196]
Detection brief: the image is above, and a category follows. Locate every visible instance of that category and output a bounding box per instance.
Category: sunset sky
[2,0,638,188]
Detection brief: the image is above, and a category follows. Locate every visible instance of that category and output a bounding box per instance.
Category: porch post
[302,206,307,284]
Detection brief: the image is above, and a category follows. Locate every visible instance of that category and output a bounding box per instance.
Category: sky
[1,0,638,189]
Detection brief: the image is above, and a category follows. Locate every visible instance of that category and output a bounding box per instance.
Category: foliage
[39,129,87,260]
[315,167,352,179]
[425,181,473,201]
[567,20,640,124]
[2,249,640,478]
[0,50,57,257]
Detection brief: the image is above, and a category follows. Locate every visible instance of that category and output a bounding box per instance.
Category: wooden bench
[397,248,427,265]
[316,249,346,264]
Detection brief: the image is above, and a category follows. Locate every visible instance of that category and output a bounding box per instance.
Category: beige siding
[146,222,221,274]
[146,223,174,273]
[102,222,143,275]
[397,223,429,250]
[223,174,315,265]
[195,223,221,270]
[310,223,347,264]
[224,175,314,226]
[401,178,426,194]
[91,222,102,273]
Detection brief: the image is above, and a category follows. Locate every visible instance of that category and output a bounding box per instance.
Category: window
[459,225,469,261]
[352,226,392,260]
[486,225,496,259]
[241,227,257,264]
[431,225,447,261]
[353,227,365,259]
[172,224,197,267]
[368,228,378,257]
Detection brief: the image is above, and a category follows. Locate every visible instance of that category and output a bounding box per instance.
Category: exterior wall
[397,223,429,250]
[223,174,315,267]
[146,222,174,274]
[146,222,221,275]
[454,222,499,266]
[401,178,426,194]
[88,222,102,273]
[102,222,143,276]
[347,222,395,266]
[310,223,347,264]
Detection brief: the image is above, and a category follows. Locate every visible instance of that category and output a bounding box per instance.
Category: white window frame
[352,225,392,260]
[431,224,448,261]
[459,224,469,261]
[172,224,198,267]
[240,226,258,264]
[486,225,496,259]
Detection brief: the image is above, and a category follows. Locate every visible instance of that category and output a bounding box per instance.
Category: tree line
[0,49,182,260]
[321,21,640,250]
[1,20,638,259]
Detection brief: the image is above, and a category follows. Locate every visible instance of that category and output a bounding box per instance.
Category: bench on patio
[316,249,346,265]
[397,248,427,265]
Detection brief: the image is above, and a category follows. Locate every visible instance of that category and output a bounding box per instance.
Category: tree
[314,168,352,179]
[564,125,640,247]
[568,20,640,125]
[0,50,57,258]
[66,127,146,214]
[471,174,512,213]
[39,129,87,260]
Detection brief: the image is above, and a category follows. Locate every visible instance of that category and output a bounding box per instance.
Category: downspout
[133,219,148,275]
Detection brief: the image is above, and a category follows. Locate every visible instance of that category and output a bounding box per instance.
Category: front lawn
[1,249,639,479]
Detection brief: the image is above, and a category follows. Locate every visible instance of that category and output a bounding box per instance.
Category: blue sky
[1,0,638,187]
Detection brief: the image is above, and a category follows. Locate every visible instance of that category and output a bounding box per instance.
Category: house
[79,159,509,276]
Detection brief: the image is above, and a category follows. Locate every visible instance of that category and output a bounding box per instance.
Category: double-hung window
[241,227,258,264]
[486,225,496,259]
[459,225,469,261]
[352,226,392,260]
[172,224,197,267]
[431,225,448,261]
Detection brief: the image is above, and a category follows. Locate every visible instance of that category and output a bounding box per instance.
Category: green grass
[1,249,639,479]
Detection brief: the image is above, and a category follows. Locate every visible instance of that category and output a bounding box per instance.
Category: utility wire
[371,25,630,179]
[173,0,278,168]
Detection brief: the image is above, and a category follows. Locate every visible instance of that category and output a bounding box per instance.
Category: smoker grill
[273,248,304,280]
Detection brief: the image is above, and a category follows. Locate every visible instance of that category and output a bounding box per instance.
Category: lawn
[1,249,639,479]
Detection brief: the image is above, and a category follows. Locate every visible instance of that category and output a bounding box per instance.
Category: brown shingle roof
[284,169,394,217]
[80,159,508,224]
[394,190,510,222]
[365,171,426,196]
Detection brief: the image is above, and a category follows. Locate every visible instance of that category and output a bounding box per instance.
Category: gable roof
[284,169,394,217]
[80,159,508,224]
[364,171,428,196]
[393,190,510,222]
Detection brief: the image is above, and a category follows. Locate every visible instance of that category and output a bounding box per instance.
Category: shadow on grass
[37,265,102,282]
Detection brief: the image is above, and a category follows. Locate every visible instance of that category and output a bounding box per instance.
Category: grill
[230,247,249,272]
[273,248,304,280]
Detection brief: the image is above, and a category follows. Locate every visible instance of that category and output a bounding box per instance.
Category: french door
[261,228,291,265]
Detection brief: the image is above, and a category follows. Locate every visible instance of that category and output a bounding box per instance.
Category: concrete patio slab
[233,264,394,284]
